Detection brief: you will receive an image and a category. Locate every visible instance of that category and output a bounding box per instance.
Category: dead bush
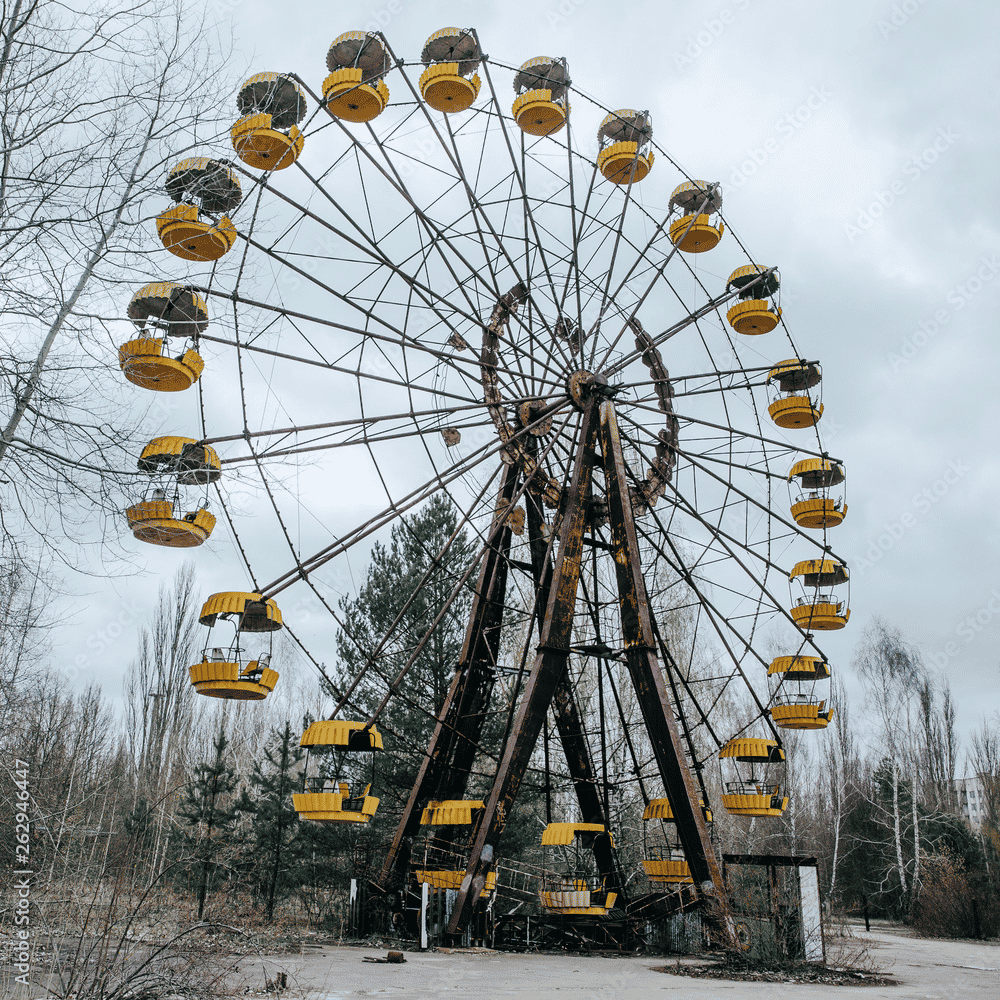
[912,850,998,939]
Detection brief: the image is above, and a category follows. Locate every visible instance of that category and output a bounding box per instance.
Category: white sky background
[53,0,1000,758]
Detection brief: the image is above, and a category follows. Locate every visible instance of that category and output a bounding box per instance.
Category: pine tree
[178,722,238,919]
[236,721,303,921]
[122,797,156,867]
[333,494,477,810]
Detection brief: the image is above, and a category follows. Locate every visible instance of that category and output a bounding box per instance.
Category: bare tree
[123,561,200,876]
[0,542,53,705]
[822,676,858,905]
[0,0,235,566]
[853,619,924,909]
[0,669,126,882]
[970,716,1000,855]
[919,676,958,813]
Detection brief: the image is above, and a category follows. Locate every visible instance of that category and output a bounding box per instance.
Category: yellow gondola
[788,458,847,529]
[231,72,306,169]
[668,180,724,251]
[768,656,834,730]
[125,435,220,548]
[415,800,492,897]
[119,338,204,393]
[156,158,241,261]
[189,591,283,699]
[767,360,823,428]
[414,869,497,896]
[789,558,850,630]
[294,783,380,823]
[640,798,712,886]
[641,797,713,824]
[538,823,617,916]
[420,799,485,825]
[539,884,618,915]
[121,282,208,391]
[293,719,383,823]
[125,501,215,548]
[189,656,279,700]
[198,591,283,631]
[511,57,570,136]
[725,265,781,335]
[419,28,481,113]
[768,655,830,681]
[597,109,654,185]
[137,436,220,484]
[323,32,391,122]
[642,857,693,884]
[301,719,383,751]
[719,738,788,817]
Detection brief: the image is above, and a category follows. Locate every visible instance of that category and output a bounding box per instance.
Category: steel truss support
[522,439,626,902]
[444,397,731,940]
[375,460,520,891]
[598,400,730,933]
[446,400,601,936]
[377,411,623,900]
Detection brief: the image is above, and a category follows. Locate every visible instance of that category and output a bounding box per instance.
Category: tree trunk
[910,759,920,917]
[892,763,908,904]
[266,824,281,923]
[828,773,842,903]
[198,772,220,920]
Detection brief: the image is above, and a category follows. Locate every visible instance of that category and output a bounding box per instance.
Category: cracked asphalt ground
[234,924,1000,999]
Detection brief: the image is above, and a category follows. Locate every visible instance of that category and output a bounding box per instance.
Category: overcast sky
[53,0,1000,761]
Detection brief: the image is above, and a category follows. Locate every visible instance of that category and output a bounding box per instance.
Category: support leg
[523,444,626,901]
[598,400,732,936]
[446,402,599,935]
[376,462,518,890]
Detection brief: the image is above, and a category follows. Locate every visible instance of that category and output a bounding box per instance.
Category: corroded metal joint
[516,399,555,436]
[567,370,608,410]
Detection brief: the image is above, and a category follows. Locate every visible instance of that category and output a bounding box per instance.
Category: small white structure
[798,864,825,962]
[956,775,987,829]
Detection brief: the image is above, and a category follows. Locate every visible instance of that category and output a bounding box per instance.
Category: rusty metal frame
[446,400,600,935]
[438,397,733,940]
[375,460,520,891]
[598,400,728,908]
[522,436,626,902]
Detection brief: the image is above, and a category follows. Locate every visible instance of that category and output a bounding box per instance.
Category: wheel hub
[567,369,609,409]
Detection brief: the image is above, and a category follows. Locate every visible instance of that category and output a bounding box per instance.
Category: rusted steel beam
[375,461,518,891]
[598,400,732,939]
[522,442,627,902]
[446,402,599,936]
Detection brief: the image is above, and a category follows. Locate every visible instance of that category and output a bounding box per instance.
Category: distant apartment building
[955,775,987,829]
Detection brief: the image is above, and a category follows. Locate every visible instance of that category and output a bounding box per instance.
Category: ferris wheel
[117,27,850,937]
